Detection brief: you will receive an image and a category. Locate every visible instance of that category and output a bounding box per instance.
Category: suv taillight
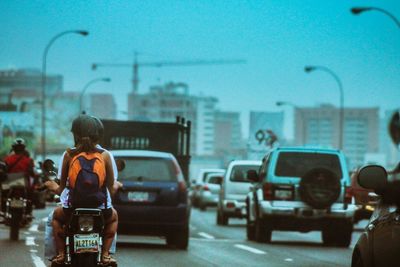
[344,186,353,204]
[203,185,210,191]
[178,181,187,204]
[263,183,273,200]
[273,185,295,201]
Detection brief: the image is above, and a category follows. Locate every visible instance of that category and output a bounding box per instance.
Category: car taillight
[203,185,209,191]
[274,185,295,201]
[344,186,353,204]
[178,181,187,193]
[263,183,273,200]
[178,181,187,204]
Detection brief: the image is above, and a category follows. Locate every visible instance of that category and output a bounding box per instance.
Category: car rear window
[230,165,260,183]
[116,157,176,182]
[274,152,343,178]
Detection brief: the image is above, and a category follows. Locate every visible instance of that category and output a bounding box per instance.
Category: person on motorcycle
[2,138,35,214]
[47,114,118,266]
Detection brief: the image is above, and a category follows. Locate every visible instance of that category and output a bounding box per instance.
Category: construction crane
[92,52,246,92]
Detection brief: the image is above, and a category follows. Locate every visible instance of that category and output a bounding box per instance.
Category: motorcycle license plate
[128,191,149,202]
[9,199,25,208]
[74,233,99,253]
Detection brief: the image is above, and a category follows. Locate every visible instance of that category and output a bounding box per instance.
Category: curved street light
[41,30,89,160]
[304,65,344,150]
[351,7,400,28]
[80,77,111,113]
[276,101,306,145]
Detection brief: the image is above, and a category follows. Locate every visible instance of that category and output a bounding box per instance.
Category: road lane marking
[285,258,294,262]
[29,224,39,232]
[31,254,46,267]
[198,232,215,239]
[26,236,36,246]
[234,244,266,255]
[42,217,48,222]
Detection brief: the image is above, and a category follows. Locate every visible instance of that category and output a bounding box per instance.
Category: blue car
[111,150,190,249]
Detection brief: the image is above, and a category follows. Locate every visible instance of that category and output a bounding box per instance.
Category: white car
[217,160,262,225]
[198,173,224,211]
[191,168,225,207]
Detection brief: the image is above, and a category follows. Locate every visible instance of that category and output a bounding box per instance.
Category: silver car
[198,173,224,211]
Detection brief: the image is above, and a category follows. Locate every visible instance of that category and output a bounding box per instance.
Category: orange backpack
[67,150,107,208]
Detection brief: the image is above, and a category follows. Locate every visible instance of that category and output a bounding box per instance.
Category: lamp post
[304,66,344,150]
[351,7,400,28]
[79,77,111,113]
[276,101,306,145]
[41,30,89,161]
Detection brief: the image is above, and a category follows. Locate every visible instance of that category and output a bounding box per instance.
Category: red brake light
[178,181,187,193]
[263,183,273,200]
[203,185,210,191]
[344,186,353,204]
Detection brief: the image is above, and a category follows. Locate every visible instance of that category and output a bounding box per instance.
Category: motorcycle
[43,159,116,267]
[1,171,31,241]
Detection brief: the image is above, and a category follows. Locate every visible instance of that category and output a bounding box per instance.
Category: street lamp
[41,30,89,160]
[351,7,400,28]
[276,101,306,145]
[80,77,111,113]
[304,65,344,150]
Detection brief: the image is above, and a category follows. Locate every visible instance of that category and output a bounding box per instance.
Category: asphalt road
[0,204,364,267]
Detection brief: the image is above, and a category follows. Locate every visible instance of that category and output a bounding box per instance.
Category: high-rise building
[380,109,400,168]
[86,93,117,120]
[127,82,217,156]
[248,111,284,160]
[295,104,379,169]
[214,111,244,156]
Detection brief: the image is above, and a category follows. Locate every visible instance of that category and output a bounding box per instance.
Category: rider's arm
[388,162,400,175]
[55,152,70,195]
[103,151,115,196]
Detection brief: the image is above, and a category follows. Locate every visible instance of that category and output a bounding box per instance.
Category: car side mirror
[115,159,126,172]
[247,170,259,183]
[357,165,388,193]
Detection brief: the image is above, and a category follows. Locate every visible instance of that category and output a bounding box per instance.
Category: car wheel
[200,203,206,211]
[335,220,353,247]
[351,248,364,267]
[216,209,228,225]
[246,217,255,241]
[167,225,189,250]
[321,228,335,246]
[255,218,271,243]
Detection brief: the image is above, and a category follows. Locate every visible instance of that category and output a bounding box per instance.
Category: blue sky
[1,0,399,138]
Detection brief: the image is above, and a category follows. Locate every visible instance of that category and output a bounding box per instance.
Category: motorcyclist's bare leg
[52,207,66,260]
[102,208,118,263]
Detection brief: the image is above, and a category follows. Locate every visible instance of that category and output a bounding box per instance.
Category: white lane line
[31,254,46,267]
[26,236,36,246]
[234,244,266,255]
[198,232,215,239]
[29,224,39,232]
[285,258,294,262]
[42,217,48,222]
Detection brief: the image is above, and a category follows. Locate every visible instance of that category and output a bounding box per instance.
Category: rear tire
[167,225,189,250]
[199,203,206,211]
[9,210,21,241]
[322,220,352,247]
[246,201,255,241]
[255,218,271,243]
[216,209,228,226]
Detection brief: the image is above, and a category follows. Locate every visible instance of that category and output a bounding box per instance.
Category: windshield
[230,165,260,183]
[116,157,176,182]
[274,152,343,178]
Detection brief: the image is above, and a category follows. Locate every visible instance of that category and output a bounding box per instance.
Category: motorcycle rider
[2,138,35,215]
[46,114,118,266]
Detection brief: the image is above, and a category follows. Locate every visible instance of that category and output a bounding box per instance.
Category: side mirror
[357,165,388,193]
[247,170,259,183]
[43,159,56,172]
[115,159,126,172]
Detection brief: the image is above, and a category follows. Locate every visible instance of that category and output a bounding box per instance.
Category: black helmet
[71,114,100,140]
[91,116,104,140]
[389,110,400,147]
[12,138,26,151]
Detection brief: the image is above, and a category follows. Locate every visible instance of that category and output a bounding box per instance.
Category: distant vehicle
[246,147,356,247]
[217,160,262,225]
[197,173,224,211]
[352,165,400,267]
[191,168,225,208]
[112,150,190,249]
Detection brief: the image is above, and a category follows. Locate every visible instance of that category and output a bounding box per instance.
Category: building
[248,111,284,160]
[214,111,244,156]
[295,104,379,169]
[127,82,218,156]
[85,93,117,120]
[380,109,400,168]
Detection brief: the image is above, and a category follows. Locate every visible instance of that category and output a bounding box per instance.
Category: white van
[216,160,262,225]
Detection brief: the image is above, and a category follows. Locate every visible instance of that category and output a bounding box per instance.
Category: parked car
[352,165,400,267]
[217,160,262,225]
[246,147,356,247]
[191,168,225,207]
[198,173,224,211]
[112,150,190,249]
